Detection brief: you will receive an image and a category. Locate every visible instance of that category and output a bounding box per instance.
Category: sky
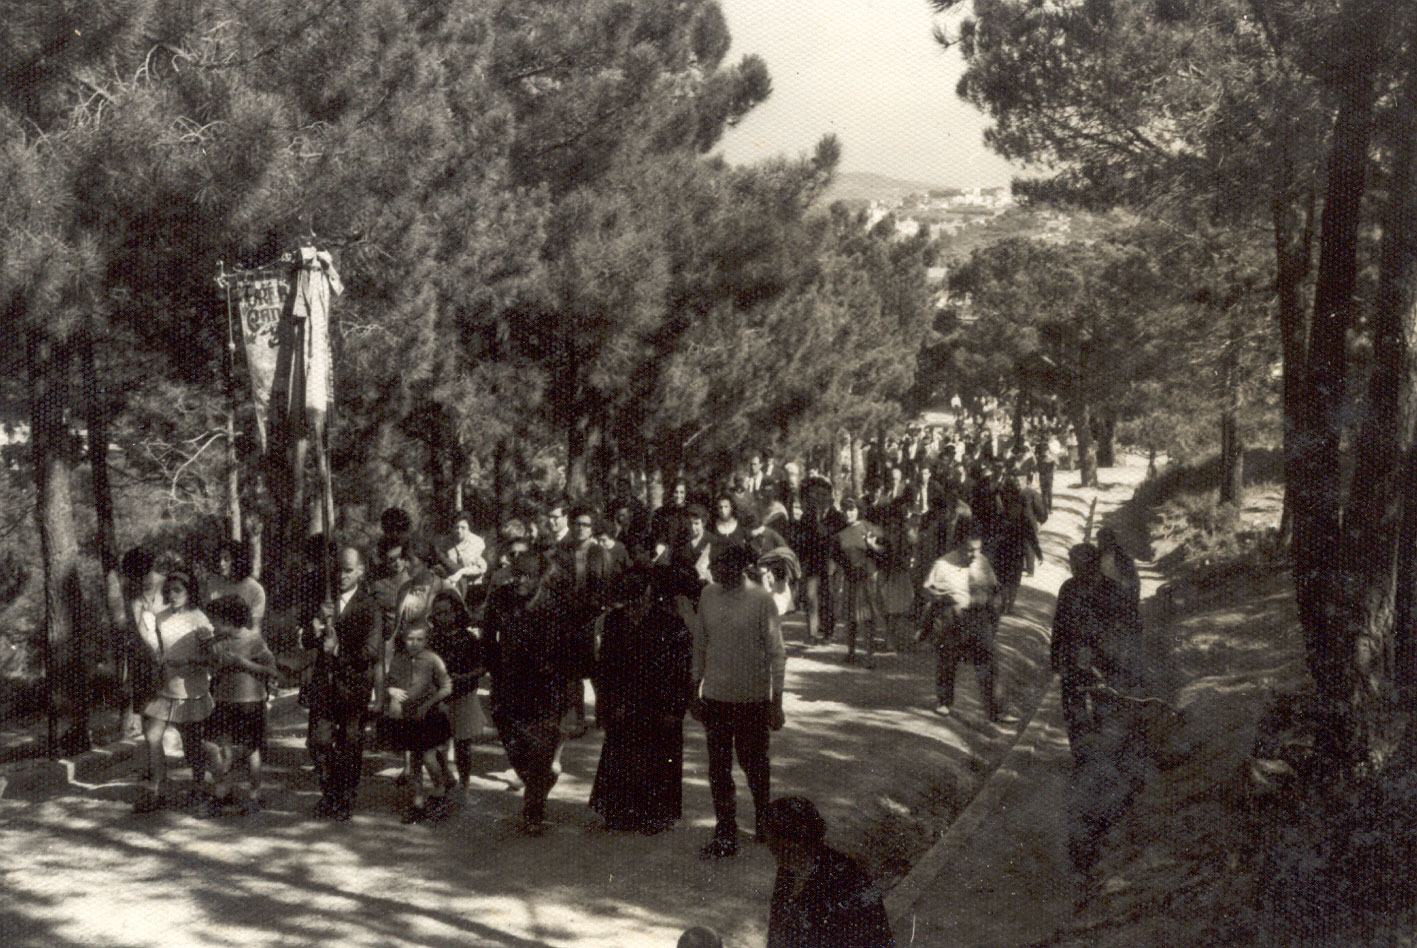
[714,0,1025,188]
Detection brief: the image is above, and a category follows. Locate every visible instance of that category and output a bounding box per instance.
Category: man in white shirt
[921,535,1016,724]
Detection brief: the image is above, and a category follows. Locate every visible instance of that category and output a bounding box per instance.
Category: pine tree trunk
[1292,80,1375,762]
[566,411,602,500]
[1328,89,1417,759]
[1072,403,1098,488]
[29,331,89,756]
[1219,409,1244,507]
[1272,174,1312,558]
[1094,407,1116,468]
[494,436,519,523]
[81,331,126,723]
[427,424,460,532]
[848,431,863,500]
[1219,318,1245,507]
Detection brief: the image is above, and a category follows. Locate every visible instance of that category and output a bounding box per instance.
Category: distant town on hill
[821,171,1009,208]
[822,172,1135,263]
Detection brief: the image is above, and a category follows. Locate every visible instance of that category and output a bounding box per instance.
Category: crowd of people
[116,408,1151,947]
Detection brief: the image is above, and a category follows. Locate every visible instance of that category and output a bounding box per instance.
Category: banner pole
[221,262,242,542]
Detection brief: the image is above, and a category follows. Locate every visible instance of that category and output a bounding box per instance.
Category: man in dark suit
[302,545,383,820]
[651,480,691,555]
[559,505,612,736]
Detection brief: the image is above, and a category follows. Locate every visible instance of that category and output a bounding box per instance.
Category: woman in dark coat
[589,566,695,833]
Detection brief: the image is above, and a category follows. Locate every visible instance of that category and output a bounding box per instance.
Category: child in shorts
[201,595,278,817]
[384,623,453,823]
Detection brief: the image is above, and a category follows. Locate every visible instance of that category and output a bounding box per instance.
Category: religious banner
[233,269,289,450]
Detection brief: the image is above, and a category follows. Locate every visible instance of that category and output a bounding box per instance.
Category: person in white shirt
[689,544,787,859]
[444,513,488,597]
[921,535,1016,724]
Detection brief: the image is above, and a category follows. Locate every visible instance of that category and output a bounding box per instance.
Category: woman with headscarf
[589,566,696,833]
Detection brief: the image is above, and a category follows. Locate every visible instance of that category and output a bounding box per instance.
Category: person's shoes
[641,818,675,836]
[517,816,547,837]
[331,805,353,822]
[401,804,427,824]
[312,796,337,819]
[933,703,952,717]
[862,657,876,670]
[132,788,164,814]
[843,653,857,665]
[699,831,739,859]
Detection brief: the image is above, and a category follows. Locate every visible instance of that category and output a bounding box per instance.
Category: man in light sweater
[690,544,788,859]
[921,533,1017,725]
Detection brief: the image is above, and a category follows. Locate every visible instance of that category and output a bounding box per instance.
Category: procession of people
[116,404,1146,947]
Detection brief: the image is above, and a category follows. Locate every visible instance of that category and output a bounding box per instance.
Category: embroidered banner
[233,271,288,450]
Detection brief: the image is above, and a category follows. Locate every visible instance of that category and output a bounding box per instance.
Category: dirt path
[0,464,1147,948]
[887,461,1169,947]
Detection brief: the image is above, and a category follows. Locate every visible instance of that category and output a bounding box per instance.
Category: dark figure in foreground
[303,546,384,821]
[1050,542,1151,876]
[1050,543,1143,764]
[762,796,894,948]
[590,566,695,833]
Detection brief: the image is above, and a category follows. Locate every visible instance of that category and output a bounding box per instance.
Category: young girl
[133,569,215,813]
[383,623,454,823]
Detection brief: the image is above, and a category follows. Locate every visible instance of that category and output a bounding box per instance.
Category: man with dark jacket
[302,545,383,821]
[1050,543,1143,764]
[832,498,887,668]
[763,796,894,948]
[486,552,575,835]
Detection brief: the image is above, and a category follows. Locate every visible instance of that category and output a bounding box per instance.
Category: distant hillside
[821,171,952,206]
[933,205,1139,261]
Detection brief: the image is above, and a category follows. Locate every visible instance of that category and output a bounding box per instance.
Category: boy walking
[201,595,278,817]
